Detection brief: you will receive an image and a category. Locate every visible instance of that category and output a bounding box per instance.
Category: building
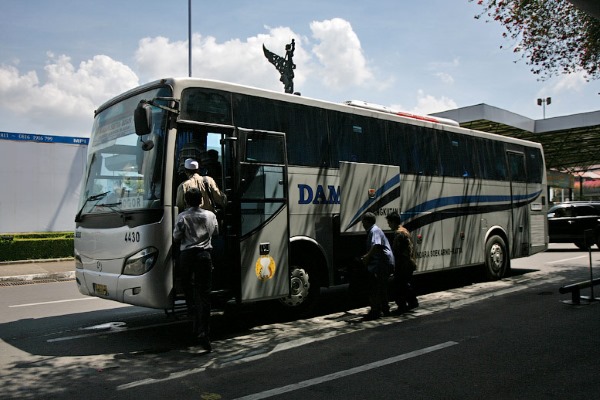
[433,104,600,202]
[0,132,88,233]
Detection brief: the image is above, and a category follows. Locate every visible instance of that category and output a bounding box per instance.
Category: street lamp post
[188,0,192,77]
[537,97,551,119]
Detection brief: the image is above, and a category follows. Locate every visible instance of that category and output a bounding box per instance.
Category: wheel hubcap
[490,243,504,272]
[280,267,310,307]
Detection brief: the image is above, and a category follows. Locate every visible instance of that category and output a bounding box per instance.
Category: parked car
[547,202,600,249]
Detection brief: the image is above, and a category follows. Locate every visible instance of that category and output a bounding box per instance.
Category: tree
[472,0,600,80]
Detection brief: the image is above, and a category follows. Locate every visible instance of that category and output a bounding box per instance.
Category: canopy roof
[433,104,600,173]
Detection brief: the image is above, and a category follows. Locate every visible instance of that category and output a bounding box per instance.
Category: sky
[1,0,599,137]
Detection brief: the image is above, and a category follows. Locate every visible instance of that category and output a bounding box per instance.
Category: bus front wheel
[278,262,320,316]
[484,235,509,280]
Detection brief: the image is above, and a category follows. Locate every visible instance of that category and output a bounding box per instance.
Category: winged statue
[263,39,296,94]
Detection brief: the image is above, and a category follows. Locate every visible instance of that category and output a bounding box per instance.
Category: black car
[547,202,600,249]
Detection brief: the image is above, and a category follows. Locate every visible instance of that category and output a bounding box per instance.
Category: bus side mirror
[134,101,152,136]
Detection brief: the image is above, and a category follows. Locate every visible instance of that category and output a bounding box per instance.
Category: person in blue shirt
[360,212,395,320]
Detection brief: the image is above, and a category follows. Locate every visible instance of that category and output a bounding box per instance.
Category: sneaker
[391,306,409,315]
[361,311,381,321]
[407,300,419,310]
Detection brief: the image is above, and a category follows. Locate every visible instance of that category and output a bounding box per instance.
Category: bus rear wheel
[484,235,509,280]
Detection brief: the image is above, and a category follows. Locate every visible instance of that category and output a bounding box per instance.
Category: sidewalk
[0,258,75,282]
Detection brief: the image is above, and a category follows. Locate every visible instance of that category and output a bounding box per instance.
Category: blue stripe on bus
[345,174,542,231]
[401,191,542,224]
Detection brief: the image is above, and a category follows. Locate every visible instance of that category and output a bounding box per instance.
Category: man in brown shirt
[176,158,226,213]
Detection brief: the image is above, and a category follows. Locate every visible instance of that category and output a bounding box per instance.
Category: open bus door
[339,161,401,234]
[233,128,290,303]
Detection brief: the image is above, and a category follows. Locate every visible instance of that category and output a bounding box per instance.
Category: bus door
[236,128,290,302]
[507,150,528,258]
[339,161,401,234]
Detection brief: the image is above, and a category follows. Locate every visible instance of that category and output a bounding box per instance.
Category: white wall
[0,132,88,233]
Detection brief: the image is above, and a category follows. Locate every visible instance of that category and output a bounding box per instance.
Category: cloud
[546,71,587,94]
[134,18,379,92]
[428,58,460,70]
[310,18,375,89]
[134,27,310,92]
[428,57,459,85]
[435,72,455,84]
[134,18,382,94]
[0,18,381,136]
[0,54,138,136]
[391,90,457,115]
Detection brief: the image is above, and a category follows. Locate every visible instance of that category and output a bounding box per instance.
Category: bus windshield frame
[78,86,172,218]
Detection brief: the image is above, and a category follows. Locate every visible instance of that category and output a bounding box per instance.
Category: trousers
[179,248,213,336]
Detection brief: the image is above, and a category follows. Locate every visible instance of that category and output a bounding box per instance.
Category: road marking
[117,367,208,390]
[47,320,186,343]
[231,341,458,400]
[546,255,587,264]
[9,297,99,308]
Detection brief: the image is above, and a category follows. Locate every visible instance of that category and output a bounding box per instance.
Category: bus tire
[278,261,320,317]
[484,235,509,280]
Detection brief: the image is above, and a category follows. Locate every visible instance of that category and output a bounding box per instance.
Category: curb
[0,257,74,266]
[0,271,76,283]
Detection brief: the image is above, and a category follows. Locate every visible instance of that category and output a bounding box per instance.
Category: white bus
[74,78,548,313]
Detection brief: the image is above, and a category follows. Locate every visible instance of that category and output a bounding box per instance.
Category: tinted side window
[438,132,482,178]
[232,94,328,167]
[526,147,544,183]
[508,152,526,182]
[388,124,440,175]
[477,139,507,181]
[327,111,389,165]
[576,206,599,217]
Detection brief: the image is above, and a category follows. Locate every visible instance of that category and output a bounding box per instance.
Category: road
[1,244,599,399]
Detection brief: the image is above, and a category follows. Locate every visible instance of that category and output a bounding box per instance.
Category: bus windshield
[78,87,171,216]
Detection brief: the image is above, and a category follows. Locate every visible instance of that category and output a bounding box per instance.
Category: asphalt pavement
[0,258,75,282]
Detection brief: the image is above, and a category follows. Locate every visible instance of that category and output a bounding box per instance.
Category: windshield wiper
[74,192,109,223]
[97,202,130,221]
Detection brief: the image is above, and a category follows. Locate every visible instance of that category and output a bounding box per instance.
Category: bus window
[438,132,481,178]
[245,133,285,164]
[402,125,440,175]
[327,111,389,165]
[476,138,507,181]
[508,152,526,182]
[526,147,544,183]
[233,95,328,167]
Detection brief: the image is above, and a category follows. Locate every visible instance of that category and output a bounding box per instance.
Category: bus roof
[343,100,460,127]
[96,77,544,150]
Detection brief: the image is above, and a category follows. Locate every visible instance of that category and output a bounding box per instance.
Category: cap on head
[184,158,199,170]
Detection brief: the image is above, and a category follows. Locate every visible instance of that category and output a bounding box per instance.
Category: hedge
[0,232,74,262]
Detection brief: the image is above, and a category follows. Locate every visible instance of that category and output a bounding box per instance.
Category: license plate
[94,283,109,296]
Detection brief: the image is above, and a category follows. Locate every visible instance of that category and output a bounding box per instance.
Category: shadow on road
[1,263,537,359]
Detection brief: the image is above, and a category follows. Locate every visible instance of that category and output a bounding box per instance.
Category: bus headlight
[123,247,159,276]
